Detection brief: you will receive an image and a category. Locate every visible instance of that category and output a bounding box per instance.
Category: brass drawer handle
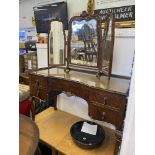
[101,112,106,120]
[92,101,120,112]
[35,80,39,85]
[103,96,108,105]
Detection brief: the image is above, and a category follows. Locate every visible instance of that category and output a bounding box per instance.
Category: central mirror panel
[48,20,65,66]
[70,19,98,67]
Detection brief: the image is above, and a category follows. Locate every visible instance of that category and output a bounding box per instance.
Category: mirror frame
[66,11,102,73]
[48,19,66,68]
[100,13,115,77]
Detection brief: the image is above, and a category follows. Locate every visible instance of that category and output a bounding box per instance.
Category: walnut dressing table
[29,68,130,155]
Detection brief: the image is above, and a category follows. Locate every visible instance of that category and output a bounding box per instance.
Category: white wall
[112,29,135,76]
[66,0,88,19]
[19,0,35,28]
[120,61,135,155]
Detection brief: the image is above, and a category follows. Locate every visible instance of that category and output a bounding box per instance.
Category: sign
[94,5,135,28]
[94,5,135,22]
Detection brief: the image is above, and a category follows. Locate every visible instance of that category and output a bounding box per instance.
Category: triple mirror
[48,12,115,78]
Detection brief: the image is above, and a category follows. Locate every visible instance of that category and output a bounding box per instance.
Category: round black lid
[70,120,105,149]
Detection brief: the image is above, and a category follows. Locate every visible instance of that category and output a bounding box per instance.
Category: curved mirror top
[49,21,65,66]
[70,19,98,67]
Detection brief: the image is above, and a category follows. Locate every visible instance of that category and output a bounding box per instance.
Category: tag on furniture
[81,122,97,135]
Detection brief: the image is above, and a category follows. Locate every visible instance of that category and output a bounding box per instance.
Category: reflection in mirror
[49,21,65,66]
[70,19,98,67]
[102,14,114,75]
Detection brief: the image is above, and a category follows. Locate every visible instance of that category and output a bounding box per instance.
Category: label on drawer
[81,122,97,135]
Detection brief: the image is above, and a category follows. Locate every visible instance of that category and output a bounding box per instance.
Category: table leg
[114,130,122,155]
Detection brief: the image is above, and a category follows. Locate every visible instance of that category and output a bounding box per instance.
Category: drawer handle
[103,96,108,105]
[101,112,106,120]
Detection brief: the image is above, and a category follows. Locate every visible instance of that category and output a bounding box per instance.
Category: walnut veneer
[29,68,130,155]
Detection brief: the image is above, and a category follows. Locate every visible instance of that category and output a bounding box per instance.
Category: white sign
[81,122,97,135]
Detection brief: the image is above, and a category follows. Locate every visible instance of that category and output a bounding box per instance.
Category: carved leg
[48,91,62,110]
[29,97,36,121]
[114,130,122,155]
[53,95,57,110]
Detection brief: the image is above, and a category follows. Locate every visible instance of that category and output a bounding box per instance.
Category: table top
[35,107,116,155]
[31,68,130,95]
[19,114,39,155]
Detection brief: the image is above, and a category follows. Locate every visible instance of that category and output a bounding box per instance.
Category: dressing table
[29,68,130,155]
[29,12,130,155]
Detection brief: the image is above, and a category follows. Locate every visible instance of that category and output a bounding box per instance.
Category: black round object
[70,121,105,149]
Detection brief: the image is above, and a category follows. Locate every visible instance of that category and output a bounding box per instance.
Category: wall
[19,0,35,28]
[112,29,135,76]
[120,61,135,155]
[66,0,88,19]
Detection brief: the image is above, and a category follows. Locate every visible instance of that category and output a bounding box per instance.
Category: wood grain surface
[19,114,39,155]
[35,107,115,155]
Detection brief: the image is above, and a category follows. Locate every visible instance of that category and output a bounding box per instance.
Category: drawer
[89,101,124,129]
[29,74,48,89]
[49,78,68,91]
[49,79,89,100]
[89,89,125,110]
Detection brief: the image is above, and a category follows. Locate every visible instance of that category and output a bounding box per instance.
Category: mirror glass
[49,21,65,65]
[70,19,98,67]
[102,16,113,73]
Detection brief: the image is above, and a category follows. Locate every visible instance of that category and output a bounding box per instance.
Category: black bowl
[70,121,105,149]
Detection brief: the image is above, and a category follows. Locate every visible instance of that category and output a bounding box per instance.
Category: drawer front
[49,78,89,100]
[29,74,48,100]
[29,74,48,89]
[89,88,125,110]
[89,101,124,129]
